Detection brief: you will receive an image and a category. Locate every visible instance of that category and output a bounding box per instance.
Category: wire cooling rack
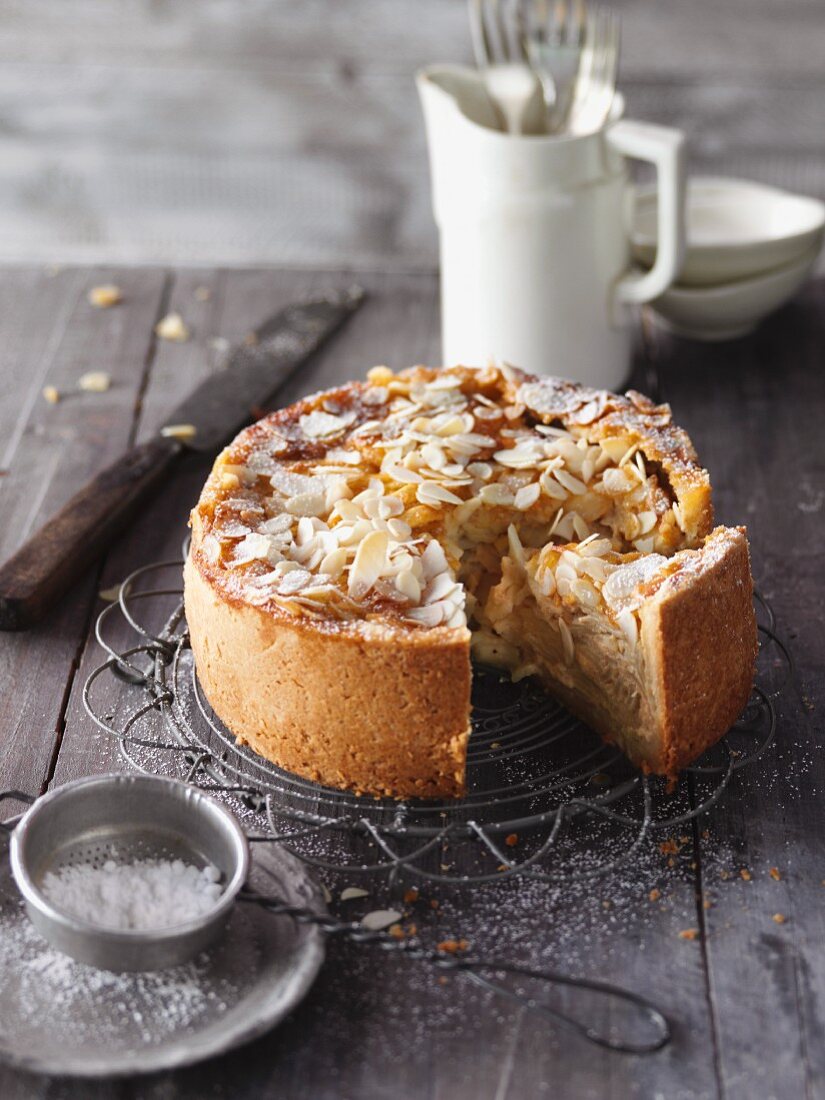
[83,555,790,886]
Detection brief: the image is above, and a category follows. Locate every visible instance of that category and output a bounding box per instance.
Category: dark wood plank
[0,266,167,813]
[645,279,825,1099]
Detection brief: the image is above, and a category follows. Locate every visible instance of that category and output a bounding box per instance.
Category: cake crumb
[740,869,752,882]
[160,423,197,442]
[78,370,111,393]
[659,839,680,856]
[437,939,469,954]
[42,385,60,404]
[155,312,190,342]
[194,286,212,302]
[88,284,122,308]
[678,929,700,941]
[403,888,419,905]
[703,898,713,910]
[505,833,519,847]
[772,913,786,924]
[769,867,781,881]
[648,888,661,902]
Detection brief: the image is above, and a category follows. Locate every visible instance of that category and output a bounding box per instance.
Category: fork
[566,7,620,135]
[521,0,588,134]
[469,0,543,133]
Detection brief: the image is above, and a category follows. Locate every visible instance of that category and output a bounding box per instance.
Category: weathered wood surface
[0,1,823,267]
[0,265,824,1099]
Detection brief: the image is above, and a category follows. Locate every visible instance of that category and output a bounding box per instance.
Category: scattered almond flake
[98,583,123,602]
[479,483,514,507]
[277,569,313,595]
[340,887,370,901]
[155,312,190,342]
[194,286,212,301]
[616,608,639,649]
[678,929,699,941]
[416,482,463,507]
[42,385,60,405]
[285,491,327,517]
[507,524,525,569]
[558,618,574,664]
[299,409,356,439]
[514,482,541,511]
[740,868,752,881]
[78,370,111,393]
[360,909,402,931]
[406,603,445,628]
[88,284,122,308]
[553,467,588,495]
[160,423,197,442]
[386,464,424,485]
[770,867,781,881]
[396,569,421,603]
[348,529,389,597]
[772,913,787,924]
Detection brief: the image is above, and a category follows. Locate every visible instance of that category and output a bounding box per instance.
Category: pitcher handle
[608,119,687,305]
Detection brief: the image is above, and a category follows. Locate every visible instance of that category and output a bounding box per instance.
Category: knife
[0,286,365,631]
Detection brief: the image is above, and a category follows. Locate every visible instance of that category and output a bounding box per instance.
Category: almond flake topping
[202,365,685,629]
[299,409,356,439]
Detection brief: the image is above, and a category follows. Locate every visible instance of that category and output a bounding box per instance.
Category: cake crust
[185,556,471,799]
[641,526,757,775]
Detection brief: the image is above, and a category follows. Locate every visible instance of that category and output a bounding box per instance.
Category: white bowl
[633,177,825,287]
[648,242,819,341]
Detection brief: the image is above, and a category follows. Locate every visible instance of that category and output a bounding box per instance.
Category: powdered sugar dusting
[41,856,224,931]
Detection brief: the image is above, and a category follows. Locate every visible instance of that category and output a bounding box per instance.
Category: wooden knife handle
[0,435,183,631]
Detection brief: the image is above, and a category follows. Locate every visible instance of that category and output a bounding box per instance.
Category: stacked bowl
[632,177,825,340]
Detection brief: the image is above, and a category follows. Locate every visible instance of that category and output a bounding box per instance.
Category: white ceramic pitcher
[417,65,687,390]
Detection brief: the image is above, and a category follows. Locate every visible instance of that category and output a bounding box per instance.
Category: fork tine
[570,8,604,134]
[491,0,513,60]
[469,0,492,66]
[512,0,531,62]
[572,0,587,45]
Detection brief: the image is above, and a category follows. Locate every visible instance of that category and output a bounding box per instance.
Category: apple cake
[184,364,757,799]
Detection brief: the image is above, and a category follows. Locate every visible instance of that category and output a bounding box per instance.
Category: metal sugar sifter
[8,773,249,972]
[3,773,672,1058]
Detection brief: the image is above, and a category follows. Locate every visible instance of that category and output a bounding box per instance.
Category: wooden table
[0,264,823,1099]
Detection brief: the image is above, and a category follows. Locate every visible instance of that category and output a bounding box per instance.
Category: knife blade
[164,286,364,453]
[0,286,365,630]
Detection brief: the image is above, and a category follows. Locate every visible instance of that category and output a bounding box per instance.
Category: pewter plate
[0,821,326,1077]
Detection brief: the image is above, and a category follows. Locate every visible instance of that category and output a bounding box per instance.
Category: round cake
[184,364,757,799]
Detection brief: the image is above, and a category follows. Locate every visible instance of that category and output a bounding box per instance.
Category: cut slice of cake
[475,525,757,777]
